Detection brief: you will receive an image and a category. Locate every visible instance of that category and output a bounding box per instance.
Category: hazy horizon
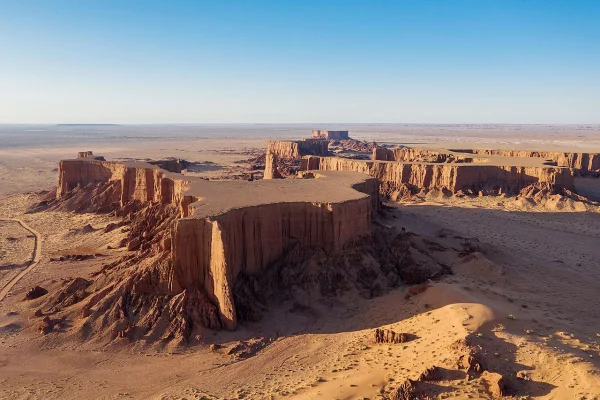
[2,123,600,152]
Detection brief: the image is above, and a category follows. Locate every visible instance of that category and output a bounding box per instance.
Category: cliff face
[171,198,372,329]
[460,149,600,173]
[263,153,284,179]
[264,140,329,179]
[267,139,329,160]
[373,148,450,163]
[56,157,377,331]
[304,156,574,194]
[267,140,302,159]
[372,148,484,164]
[57,159,195,215]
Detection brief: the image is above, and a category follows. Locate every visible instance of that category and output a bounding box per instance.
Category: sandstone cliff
[264,140,328,179]
[457,149,600,174]
[372,147,484,164]
[373,148,450,163]
[263,153,283,179]
[303,156,574,195]
[266,139,328,160]
[55,156,378,332]
[57,159,195,215]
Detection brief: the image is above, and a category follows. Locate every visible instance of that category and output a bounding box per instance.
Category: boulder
[24,286,48,300]
[417,365,441,381]
[374,328,413,344]
[457,353,485,375]
[480,371,506,398]
[516,370,532,381]
[388,379,418,400]
[126,238,140,251]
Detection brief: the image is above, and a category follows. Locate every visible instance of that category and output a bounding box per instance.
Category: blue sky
[1,0,599,123]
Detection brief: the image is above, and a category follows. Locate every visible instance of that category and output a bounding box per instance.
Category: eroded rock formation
[302,156,574,195]
[50,155,385,338]
[265,137,576,197]
[458,149,600,174]
[264,139,329,179]
[266,139,329,159]
[373,147,484,164]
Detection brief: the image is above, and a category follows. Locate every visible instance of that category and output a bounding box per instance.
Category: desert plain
[1,123,600,400]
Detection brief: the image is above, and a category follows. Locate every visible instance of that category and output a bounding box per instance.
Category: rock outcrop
[24,286,48,300]
[54,155,378,332]
[263,152,283,179]
[373,147,484,164]
[480,371,506,398]
[266,139,329,160]
[46,152,470,345]
[264,139,329,179]
[374,328,413,344]
[454,149,600,174]
[302,156,575,195]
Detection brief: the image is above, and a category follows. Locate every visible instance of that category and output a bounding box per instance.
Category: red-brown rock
[480,371,506,398]
[417,365,441,381]
[388,379,418,400]
[24,286,48,300]
[374,328,412,344]
[457,353,485,375]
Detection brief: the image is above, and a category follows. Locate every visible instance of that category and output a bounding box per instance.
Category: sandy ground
[0,219,35,293]
[0,191,599,399]
[0,138,267,197]
[1,131,600,399]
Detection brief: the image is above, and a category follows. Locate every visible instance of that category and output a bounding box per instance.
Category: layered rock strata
[373,147,484,164]
[264,139,329,179]
[373,146,600,174]
[57,157,377,330]
[302,156,574,195]
[456,149,600,174]
[266,139,329,160]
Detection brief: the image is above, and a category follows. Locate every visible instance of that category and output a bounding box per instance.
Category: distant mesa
[312,129,349,140]
[264,131,578,197]
[57,124,121,126]
[76,151,105,161]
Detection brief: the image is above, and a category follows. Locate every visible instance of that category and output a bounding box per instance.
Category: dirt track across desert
[0,218,42,302]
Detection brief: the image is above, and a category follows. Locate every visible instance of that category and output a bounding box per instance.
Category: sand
[1,125,600,399]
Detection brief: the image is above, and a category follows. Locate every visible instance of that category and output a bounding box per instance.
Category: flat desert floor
[1,124,600,399]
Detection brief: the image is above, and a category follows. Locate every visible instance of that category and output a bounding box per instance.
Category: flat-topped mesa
[56,158,195,214]
[266,139,329,159]
[312,130,350,140]
[302,156,575,195]
[453,149,600,175]
[77,151,106,161]
[56,153,377,331]
[372,147,484,164]
[264,139,329,179]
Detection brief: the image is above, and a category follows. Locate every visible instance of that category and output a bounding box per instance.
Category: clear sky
[1,0,599,124]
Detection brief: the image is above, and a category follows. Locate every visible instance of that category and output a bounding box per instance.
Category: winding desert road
[0,218,42,302]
